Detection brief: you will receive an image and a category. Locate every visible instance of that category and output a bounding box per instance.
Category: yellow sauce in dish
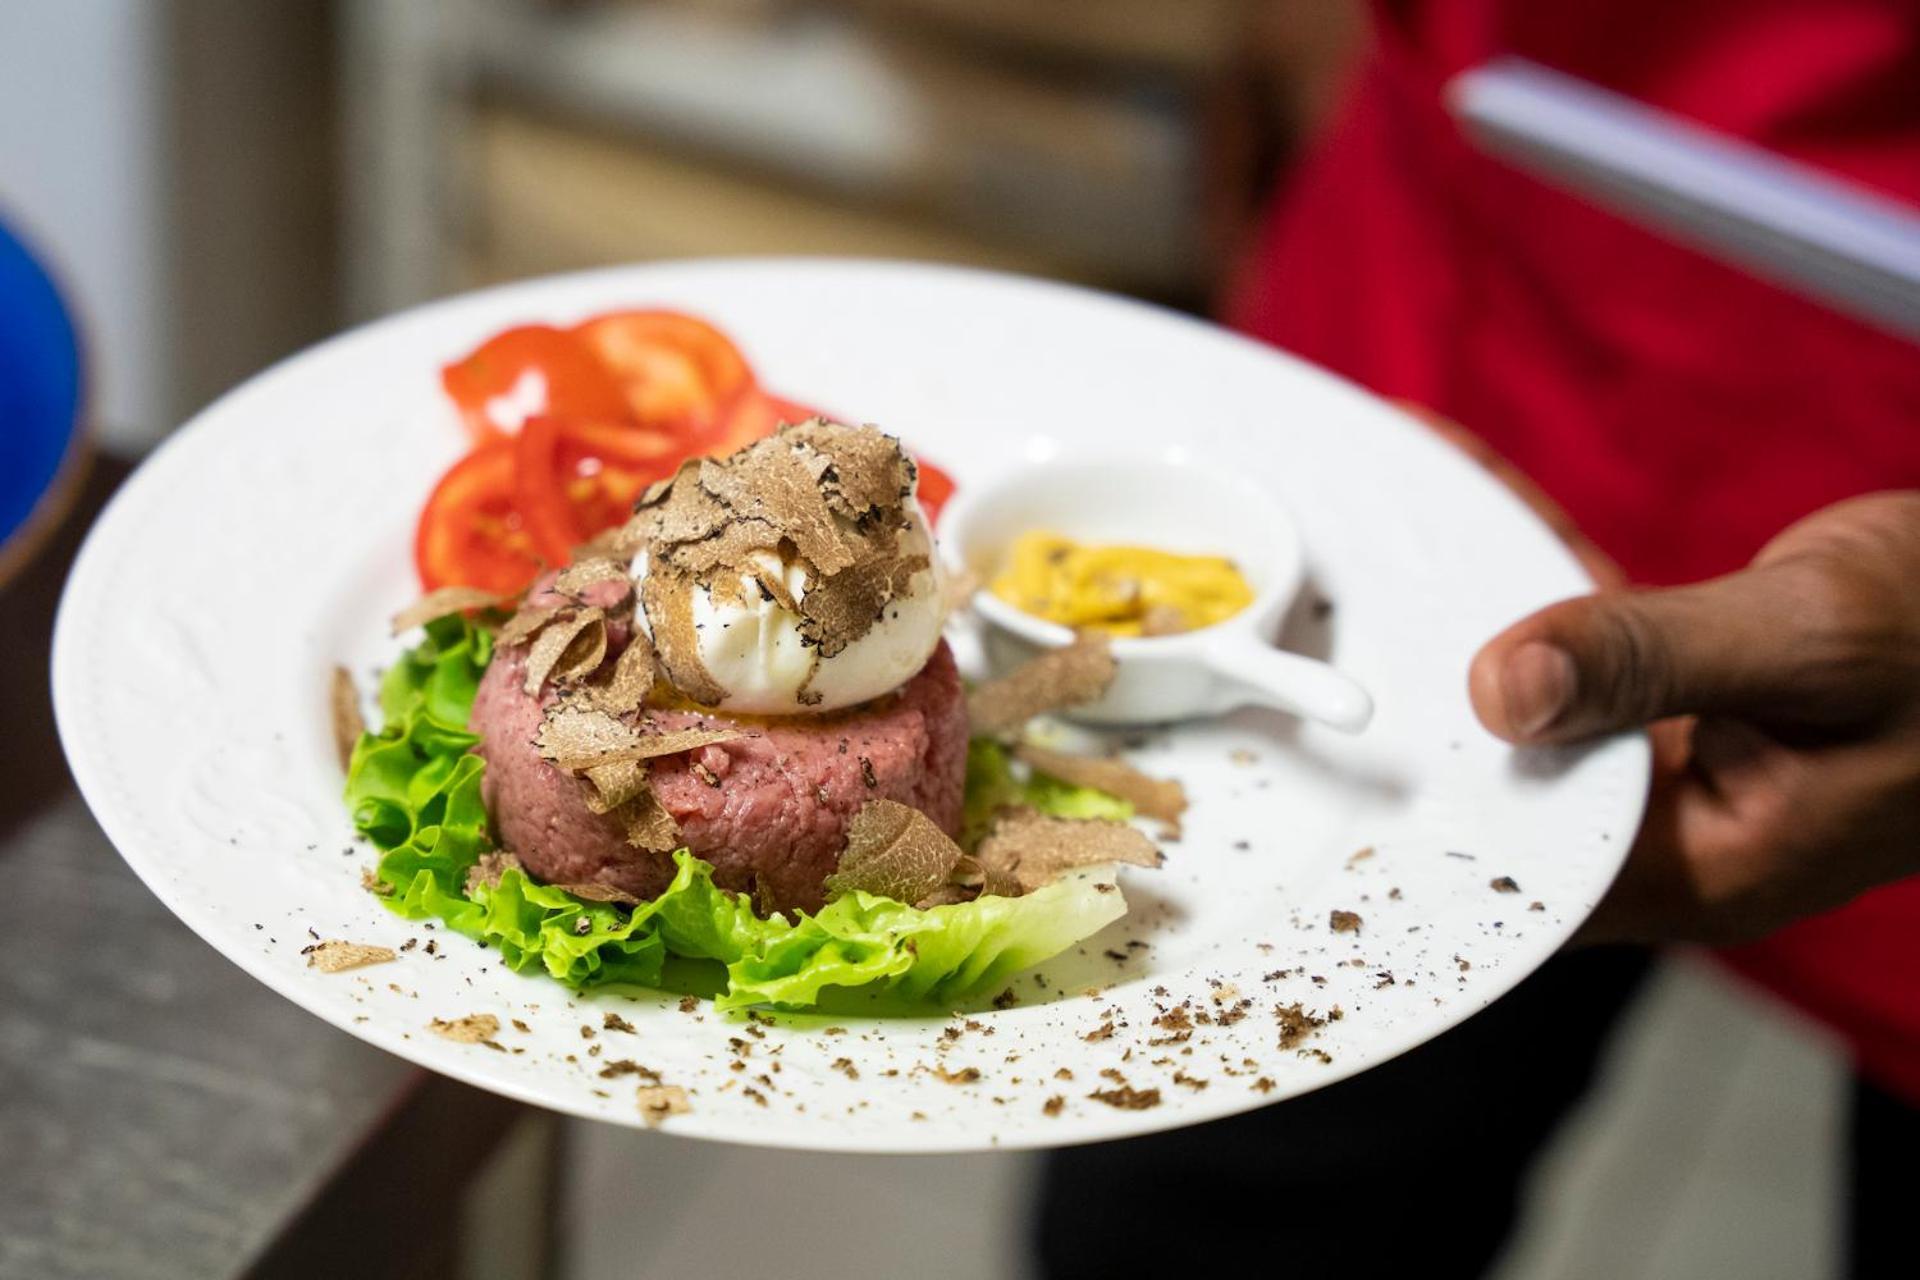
[989,531,1255,637]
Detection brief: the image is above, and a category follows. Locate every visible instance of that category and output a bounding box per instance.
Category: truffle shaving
[941,567,981,620]
[429,1013,501,1044]
[465,851,523,897]
[787,418,915,518]
[537,705,743,772]
[552,557,632,599]
[980,861,1025,899]
[636,1084,691,1126]
[554,881,642,906]
[523,607,605,694]
[587,632,657,714]
[330,665,365,771]
[1014,744,1187,831]
[643,568,727,706]
[497,603,563,649]
[390,586,504,636]
[796,553,931,660]
[822,799,965,905]
[697,443,856,575]
[535,704,637,770]
[581,759,650,815]
[630,421,926,700]
[573,518,645,562]
[306,940,396,973]
[549,615,609,686]
[966,633,1117,734]
[914,885,976,909]
[975,810,1162,895]
[622,789,682,852]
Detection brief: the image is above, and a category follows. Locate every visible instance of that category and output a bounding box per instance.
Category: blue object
[0,217,84,571]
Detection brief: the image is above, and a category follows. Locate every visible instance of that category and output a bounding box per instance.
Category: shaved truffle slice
[497,603,564,649]
[522,607,606,694]
[552,882,642,906]
[552,556,632,600]
[465,851,523,897]
[788,418,916,518]
[581,759,650,815]
[534,702,736,849]
[642,569,727,706]
[330,665,365,771]
[429,1013,501,1044]
[975,810,1162,895]
[636,1084,691,1126]
[587,631,656,714]
[535,704,638,771]
[630,421,927,704]
[823,799,966,904]
[536,705,743,773]
[967,633,1117,734]
[1014,743,1188,830]
[698,442,855,575]
[601,726,746,763]
[638,459,725,545]
[390,586,504,635]
[622,788,681,852]
[796,552,932,660]
[941,567,982,620]
[572,518,646,563]
[306,940,396,973]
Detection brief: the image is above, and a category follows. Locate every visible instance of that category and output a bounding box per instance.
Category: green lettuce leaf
[715,867,1126,1010]
[343,617,1135,1009]
[962,738,1133,844]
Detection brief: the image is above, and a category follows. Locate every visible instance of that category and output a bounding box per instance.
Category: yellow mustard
[989,530,1255,637]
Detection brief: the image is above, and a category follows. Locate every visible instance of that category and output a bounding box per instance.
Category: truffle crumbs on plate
[304,939,396,973]
[636,1084,692,1127]
[429,1013,501,1043]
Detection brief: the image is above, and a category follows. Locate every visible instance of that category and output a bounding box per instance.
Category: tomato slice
[915,456,956,526]
[442,325,632,445]
[515,414,688,558]
[573,311,755,440]
[415,444,547,593]
[512,415,588,565]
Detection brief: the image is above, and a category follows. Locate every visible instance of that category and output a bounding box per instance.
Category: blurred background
[1,0,1360,453]
[0,2,1855,1278]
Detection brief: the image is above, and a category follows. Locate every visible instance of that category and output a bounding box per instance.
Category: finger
[1468,561,1859,745]
[1568,744,1698,947]
[1571,717,1917,948]
[1569,720,1770,947]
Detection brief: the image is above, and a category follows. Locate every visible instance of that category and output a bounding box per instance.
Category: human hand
[1469,492,1920,945]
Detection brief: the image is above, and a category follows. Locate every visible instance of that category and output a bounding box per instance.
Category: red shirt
[1231,1,1920,1096]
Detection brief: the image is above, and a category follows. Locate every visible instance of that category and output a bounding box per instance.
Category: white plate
[54,260,1647,1152]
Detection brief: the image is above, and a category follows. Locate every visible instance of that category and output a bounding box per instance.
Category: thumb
[1469,561,1846,744]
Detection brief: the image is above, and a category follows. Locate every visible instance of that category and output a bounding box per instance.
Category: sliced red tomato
[511,415,586,565]
[441,325,632,445]
[573,310,755,441]
[915,456,956,526]
[514,414,688,558]
[415,444,546,593]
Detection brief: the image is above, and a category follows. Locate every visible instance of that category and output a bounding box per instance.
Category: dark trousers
[1036,947,1913,1279]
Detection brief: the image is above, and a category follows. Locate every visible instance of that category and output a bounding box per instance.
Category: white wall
[0,1,168,453]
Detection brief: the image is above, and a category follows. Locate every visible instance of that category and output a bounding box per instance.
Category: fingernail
[1503,642,1576,738]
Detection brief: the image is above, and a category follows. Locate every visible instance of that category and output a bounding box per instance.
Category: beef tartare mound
[465,420,968,915]
[472,638,968,913]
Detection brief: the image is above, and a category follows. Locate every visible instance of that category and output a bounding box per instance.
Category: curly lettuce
[343,616,1132,1009]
